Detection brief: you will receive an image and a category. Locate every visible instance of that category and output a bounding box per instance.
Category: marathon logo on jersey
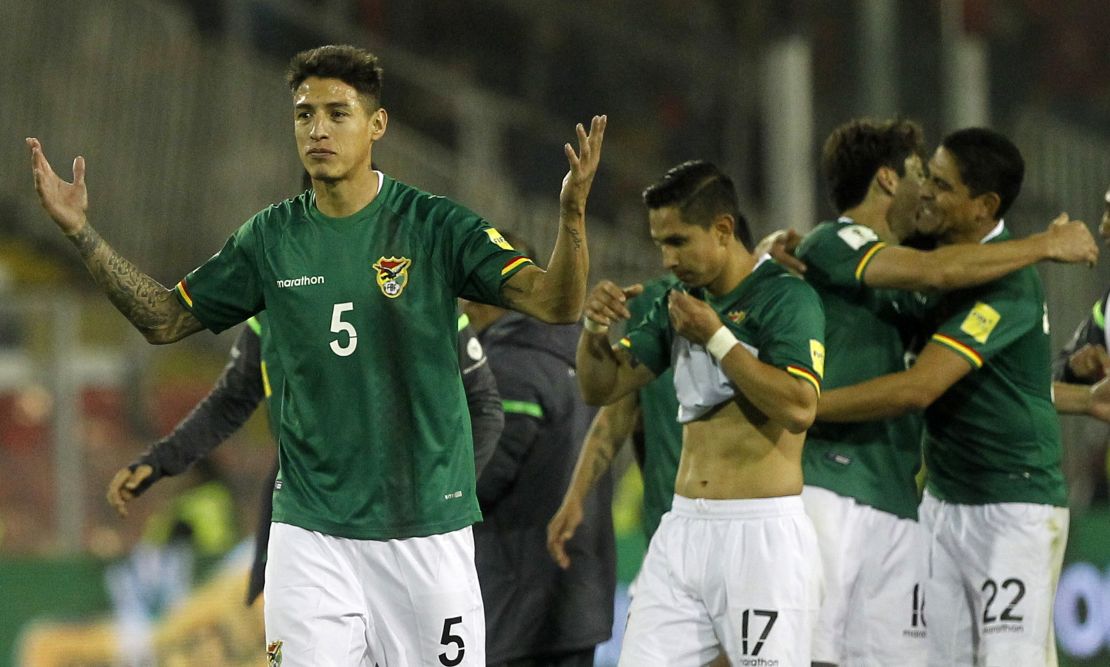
[275,275,325,288]
[960,301,1001,344]
[372,256,412,298]
[266,639,283,666]
[485,227,515,250]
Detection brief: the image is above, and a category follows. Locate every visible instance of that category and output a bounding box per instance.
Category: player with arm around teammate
[817,128,1110,666]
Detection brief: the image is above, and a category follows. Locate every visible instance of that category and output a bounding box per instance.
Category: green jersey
[626,275,683,540]
[175,175,533,539]
[795,218,925,519]
[922,225,1065,507]
[622,257,824,426]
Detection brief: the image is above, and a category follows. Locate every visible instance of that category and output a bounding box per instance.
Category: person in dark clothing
[106,311,504,605]
[463,231,615,667]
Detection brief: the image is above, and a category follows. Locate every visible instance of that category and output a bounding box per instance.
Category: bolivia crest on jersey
[373,256,412,298]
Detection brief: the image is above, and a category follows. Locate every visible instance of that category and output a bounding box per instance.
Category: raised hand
[668,290,725,346]
[1043,213,1098,266]
[559,115,607,217]
[26,138,88,235]
[106,464,155,518]
[583,280,643,329]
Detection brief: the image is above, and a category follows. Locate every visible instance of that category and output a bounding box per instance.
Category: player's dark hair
[941,128,1025,220]
[286,45,384,109]
[821,118,925,213]
[642,160,752,249]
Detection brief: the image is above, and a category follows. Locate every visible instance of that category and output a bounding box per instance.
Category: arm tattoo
[68,225,176,332]
[562,225,583,251]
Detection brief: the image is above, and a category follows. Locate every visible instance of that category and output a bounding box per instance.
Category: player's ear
[974,191,1001,221]
[370,107,388,141]
[713,214,734,246]
[875,166,897,197]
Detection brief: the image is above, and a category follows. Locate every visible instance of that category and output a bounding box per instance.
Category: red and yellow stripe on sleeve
[931,333,983,368]
[854,242,887,282]
[787,365,821,396]
[501,256,534,277]
[175,280,194,308]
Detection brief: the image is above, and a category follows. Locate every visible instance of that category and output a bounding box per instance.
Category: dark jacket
[475,312,615,662]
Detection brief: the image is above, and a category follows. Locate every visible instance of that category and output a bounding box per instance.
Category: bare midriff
[673,398,805,500]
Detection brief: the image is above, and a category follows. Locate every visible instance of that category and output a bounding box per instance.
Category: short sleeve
[620,288,674,376]
[757,278,826,395]
[929,283,1039,369]
[797,223,888,288]
[175,219,264,334]
[435,202,533,306]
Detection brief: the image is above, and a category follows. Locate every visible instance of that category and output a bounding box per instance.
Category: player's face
[921,146,984,241]
[888,154,933,241]
[1099,187,1110,242]
[293,77,386,183]
[648,205,727,288]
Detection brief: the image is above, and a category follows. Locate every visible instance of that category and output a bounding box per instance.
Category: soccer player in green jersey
[794,118,1098,667]
[577,160,826,665]
[818,128,1110,666]
[28,44,606,666]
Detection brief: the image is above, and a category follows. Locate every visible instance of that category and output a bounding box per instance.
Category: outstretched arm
[862,214,1097,291]
[547,392,638,569]
[1052,379,1110,422]
[501,116,606,323]
[818,342,972,422]
[106,325,265,517]
[27,138,203,343]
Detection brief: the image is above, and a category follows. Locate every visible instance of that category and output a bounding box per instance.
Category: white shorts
[801,485,927,666]
[264,522,484,667]
[919,491,1069,667]
[619,495,822,667]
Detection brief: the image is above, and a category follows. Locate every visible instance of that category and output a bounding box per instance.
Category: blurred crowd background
[2,0,1110,665]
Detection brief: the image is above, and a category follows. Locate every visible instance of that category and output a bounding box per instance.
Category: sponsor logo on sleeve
[485,227,515,250]
[837,224,879,250]
[959,302,1001,344]
[266,640,283,666]
[810,339,826,378]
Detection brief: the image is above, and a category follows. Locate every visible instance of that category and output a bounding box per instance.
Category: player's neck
[313,167,381,218]
[943,218,998,246]
[707,246,756,297]
[841,198,895,242]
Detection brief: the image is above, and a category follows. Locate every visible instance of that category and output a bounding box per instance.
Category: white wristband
[583,317,609,334]
[706,326,739,361]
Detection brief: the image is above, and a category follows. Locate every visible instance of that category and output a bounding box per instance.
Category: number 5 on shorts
[438,616,465,666]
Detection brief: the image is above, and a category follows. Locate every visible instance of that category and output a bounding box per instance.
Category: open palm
[559,115,607,216]
[27,138,88,234]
